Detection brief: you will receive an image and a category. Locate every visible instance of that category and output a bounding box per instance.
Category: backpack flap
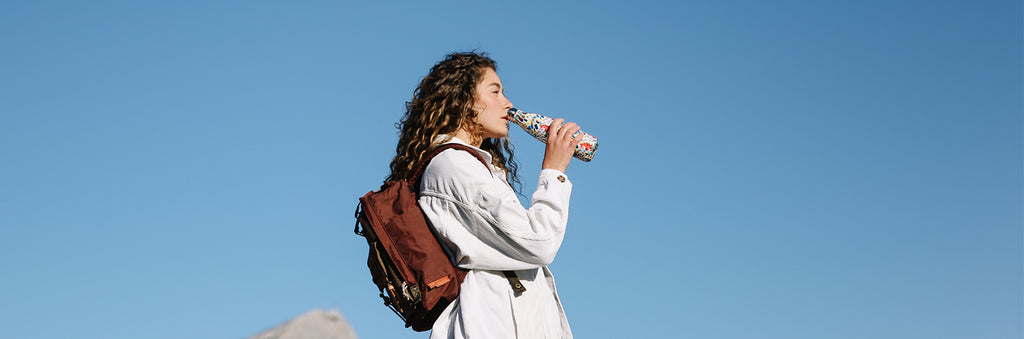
[354,143,489,332]
[357,179,466,331]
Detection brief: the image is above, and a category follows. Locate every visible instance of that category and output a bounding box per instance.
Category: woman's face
[472,68,514,140]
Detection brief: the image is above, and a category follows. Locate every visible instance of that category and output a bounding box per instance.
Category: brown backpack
[355,144,524,331]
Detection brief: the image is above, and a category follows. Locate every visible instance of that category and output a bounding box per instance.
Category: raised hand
[541,118,582,173]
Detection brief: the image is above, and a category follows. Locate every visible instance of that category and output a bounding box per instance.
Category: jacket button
[556,175,566,183]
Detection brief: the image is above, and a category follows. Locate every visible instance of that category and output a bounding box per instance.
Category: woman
[388,52,580,338]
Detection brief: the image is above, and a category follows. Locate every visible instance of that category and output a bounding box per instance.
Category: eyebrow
[486,82,502,89]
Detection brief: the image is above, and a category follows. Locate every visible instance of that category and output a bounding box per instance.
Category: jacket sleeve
[418,149,572,271]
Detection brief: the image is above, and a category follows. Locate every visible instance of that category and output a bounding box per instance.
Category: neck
[453,128,480,147]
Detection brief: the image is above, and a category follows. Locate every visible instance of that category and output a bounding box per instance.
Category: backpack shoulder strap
[411,143,490,189]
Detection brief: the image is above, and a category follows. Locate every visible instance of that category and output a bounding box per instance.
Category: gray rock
[248,309,358,339]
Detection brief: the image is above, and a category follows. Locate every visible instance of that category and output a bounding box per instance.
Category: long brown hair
[388,52,520,192]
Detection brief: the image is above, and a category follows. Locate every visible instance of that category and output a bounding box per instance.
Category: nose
[502,95,513,110]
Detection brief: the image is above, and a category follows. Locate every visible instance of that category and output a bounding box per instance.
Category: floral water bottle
[507,108,599,162]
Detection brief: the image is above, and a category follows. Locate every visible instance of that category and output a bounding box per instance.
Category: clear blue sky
[1,1,1021,338]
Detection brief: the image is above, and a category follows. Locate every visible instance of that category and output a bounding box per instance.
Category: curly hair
[387,52,520,192]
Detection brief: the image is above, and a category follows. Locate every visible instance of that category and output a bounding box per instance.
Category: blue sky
[1,1,1021,338]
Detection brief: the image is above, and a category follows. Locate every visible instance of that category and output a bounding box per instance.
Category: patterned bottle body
[507,108,599,162]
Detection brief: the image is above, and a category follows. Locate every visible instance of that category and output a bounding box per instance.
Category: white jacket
[419,137,574,339]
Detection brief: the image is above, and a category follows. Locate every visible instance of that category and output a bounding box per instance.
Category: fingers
[549,118,565,137]
[561,124,581,146]
[549,119,580,145]
[569,127,583,146]
[542,118,581,172]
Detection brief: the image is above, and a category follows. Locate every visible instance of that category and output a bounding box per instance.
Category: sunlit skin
[455,68,582,173]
